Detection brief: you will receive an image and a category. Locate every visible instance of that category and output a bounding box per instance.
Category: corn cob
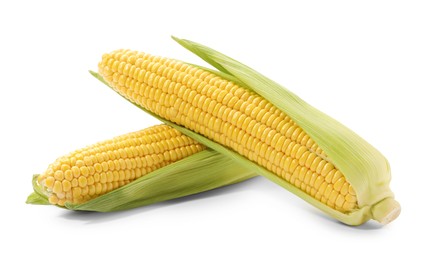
[95,38,400,225]
[34,125,204,206]
[28,124,256,210]
[98,51,356,212]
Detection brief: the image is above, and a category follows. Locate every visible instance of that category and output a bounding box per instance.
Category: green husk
[91,37,400,224]
[26,175,50,205]
[171,37,400,225]
[27,149,256,211]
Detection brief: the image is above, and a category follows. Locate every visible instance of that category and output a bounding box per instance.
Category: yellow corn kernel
[72,187,82,198]
[45,176,55,189]
[53,181,62,193]
[62,180,72,192]
[48,195,58,205]
[78,176,88,188]
[54,170,64,181]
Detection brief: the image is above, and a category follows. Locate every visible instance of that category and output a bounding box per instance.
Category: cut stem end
[371,197,401,225]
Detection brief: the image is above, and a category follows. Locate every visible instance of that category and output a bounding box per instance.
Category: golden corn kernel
[65,192,73,200]
[75,160,84,168]
[340,183,349,196]
[45,176,55,189]
[100,173,107,184]
[53,181,62,193]
[88,185,96,196]
[348,185,356,195]
[94,163,102,173]
[95,183,102,195]
[72,187,82,198]
[345,194,357,203]
[80,166,89,177]
[56,192,65,200]
[332,177,344,192]
[87,176,94,185]
[71,166,81,178]
[37,175,45,183]
[71,178,79,187]
[81,186,89,196]
[78,176,88,188]
[62,180,72,192]
[328,190,339,205]
[106,172,114,183]
[60,164,70,172]
[64,170,73,181]
[54,170,64,181]
[49,195,58,205]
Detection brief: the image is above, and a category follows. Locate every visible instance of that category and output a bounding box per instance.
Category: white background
[1,0,424,259]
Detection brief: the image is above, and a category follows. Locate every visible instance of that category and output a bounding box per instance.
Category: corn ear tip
[27,174,50,205]
[371,197,401,225]
[171,35,181,42]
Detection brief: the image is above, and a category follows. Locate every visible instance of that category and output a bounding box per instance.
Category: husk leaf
[171,37,399,224]
[26,175,50,205]
[28,149,256,211]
